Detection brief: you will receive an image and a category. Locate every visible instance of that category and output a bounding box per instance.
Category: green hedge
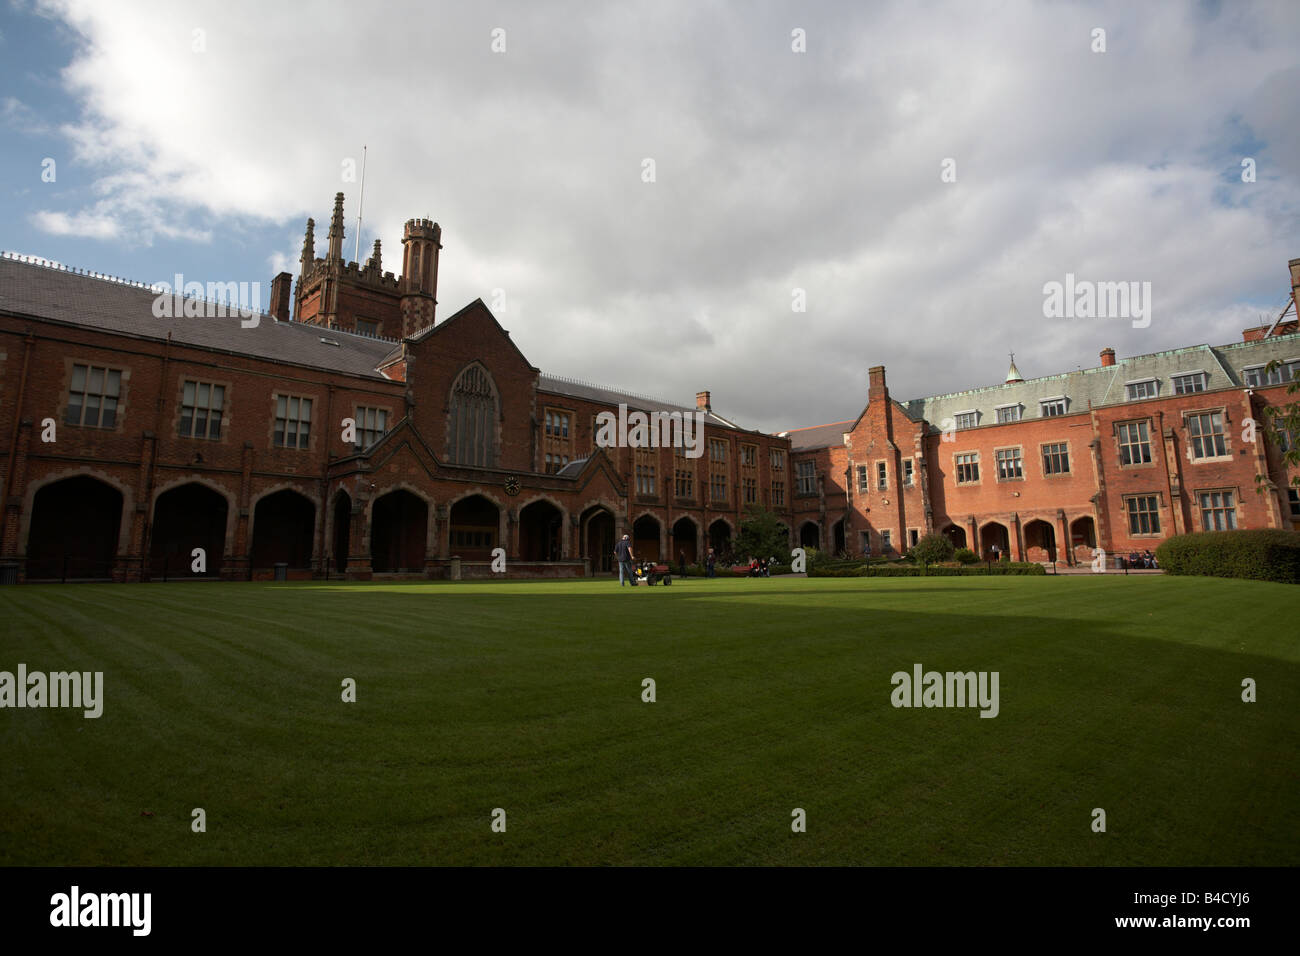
[678,564,793,578]
[809,562,1046,578]
[1155,530,1300,585]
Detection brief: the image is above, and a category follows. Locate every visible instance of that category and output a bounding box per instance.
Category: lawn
[1,575,1296,866]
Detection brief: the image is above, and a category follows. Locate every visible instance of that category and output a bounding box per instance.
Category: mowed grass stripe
[0,576,1296,865]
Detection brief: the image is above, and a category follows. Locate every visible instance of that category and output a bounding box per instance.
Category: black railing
[24,556,116,582]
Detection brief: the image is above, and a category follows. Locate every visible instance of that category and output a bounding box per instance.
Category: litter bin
[273,562,289,582]
[0,562,18,585]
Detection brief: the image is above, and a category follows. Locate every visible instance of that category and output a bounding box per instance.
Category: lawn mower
[632,560,673,585]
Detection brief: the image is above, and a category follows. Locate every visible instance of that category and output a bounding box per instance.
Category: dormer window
[1040,396,1067,417]
[1125,378,1159,401]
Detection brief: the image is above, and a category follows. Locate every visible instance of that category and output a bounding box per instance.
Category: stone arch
[1022,518,1057,563]
[248,481,321,519]
[799,520,820,549]
[671,515,699,565]
[1070,515,1097,557]
[20,467,135,562]
[519,497,565,560]
[249,487,317,569]
[708,517,733,560]
[449,492,501,559]
[328,488,353,575]
[580,502,617,572]
[24,473,127,579]
[446,487,506,514]
[365,481,437,558]
[150,474,237,560]
[149,481,230,578]
[978,521,1010,561]
[516,493,568,524]
[632,512,662,561]
[369,487,429,573]
[939,522,967,550]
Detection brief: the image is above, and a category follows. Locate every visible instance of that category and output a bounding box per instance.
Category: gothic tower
[400,218,441,337]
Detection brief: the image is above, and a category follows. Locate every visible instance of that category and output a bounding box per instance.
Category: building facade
[1,195,1297,582]
[0,195,790,582]
[785,258,1300,565]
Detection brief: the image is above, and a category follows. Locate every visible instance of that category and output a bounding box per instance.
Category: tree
[735,506,790,562]
[909,532,954,566]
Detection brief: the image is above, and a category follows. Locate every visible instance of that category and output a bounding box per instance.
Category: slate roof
[781,334,1300,448]
[538,374,744,431]
[777,420,854,452]
[904,336,1300,432]
[0,254,397,380]
[0,255,769,435]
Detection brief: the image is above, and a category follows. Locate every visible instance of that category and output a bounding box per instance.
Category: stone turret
[400,218,442,336]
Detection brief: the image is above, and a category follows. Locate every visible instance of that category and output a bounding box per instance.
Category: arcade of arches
[14,474,1107,580]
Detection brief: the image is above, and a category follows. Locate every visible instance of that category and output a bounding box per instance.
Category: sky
[1,0,1297,433]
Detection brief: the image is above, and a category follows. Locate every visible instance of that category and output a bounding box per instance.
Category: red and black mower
[632,561,673,585]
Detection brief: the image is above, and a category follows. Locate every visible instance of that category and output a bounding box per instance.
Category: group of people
[1125,550,1159,569]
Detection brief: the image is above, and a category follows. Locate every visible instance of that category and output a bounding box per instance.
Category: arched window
[449,364,498,466]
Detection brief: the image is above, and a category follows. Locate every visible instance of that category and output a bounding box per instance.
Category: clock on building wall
[504,476,520,495]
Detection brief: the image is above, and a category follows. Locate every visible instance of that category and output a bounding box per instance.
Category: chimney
[269,272,292,322]
[868,365,888,403]
[1100,347,1116,367]
[696,391,711,412]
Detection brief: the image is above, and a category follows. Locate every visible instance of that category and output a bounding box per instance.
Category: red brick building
[0,194,790,581]
[1,195,1297,583]
[785,258,1300,566]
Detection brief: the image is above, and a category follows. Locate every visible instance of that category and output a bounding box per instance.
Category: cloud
[26,0,1300,429]
[30,208,118,238]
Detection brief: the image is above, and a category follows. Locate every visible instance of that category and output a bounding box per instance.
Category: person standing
[706,547,716,578]
[678,550,687,578]
[615,533,636,587]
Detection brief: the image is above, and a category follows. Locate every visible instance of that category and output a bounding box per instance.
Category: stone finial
[327,193,345,262]
[300,218,315,267]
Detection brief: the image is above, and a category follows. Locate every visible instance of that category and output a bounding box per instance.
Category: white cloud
[27,0,1300,429]
[30,208,118,239]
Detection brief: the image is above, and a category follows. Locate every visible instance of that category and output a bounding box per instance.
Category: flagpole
[353,144,367,262]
